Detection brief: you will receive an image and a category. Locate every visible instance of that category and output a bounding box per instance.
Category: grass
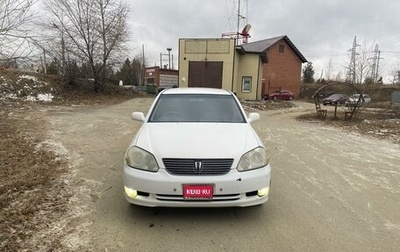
[0,109,69,251]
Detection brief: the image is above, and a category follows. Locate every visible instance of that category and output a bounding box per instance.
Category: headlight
[237,147,269,172]
[125,146,159,172]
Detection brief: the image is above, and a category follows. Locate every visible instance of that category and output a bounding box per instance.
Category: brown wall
[263,39,302,98]
[145,67,178,87]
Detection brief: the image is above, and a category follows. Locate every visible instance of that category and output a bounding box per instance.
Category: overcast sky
[128,0,400,82]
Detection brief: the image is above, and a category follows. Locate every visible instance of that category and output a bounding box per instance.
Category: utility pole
[376,49,383,84]
[346,36,360,83]
[397,71,400,84]
[142,44,145,86]
[43,48,47,74]
[370,44,378,83]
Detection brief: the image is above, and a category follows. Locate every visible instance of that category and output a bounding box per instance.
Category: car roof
[162,87,233,95]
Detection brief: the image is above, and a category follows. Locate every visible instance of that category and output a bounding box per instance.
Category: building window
[146,78,155,84]
[241,76,252,93]
[279,45,285,53]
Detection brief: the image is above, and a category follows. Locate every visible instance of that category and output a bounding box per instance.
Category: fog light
[257,186,270,197]
[124,186,138,198]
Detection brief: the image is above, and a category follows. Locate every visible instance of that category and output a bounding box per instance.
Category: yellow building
[178,38,267,100]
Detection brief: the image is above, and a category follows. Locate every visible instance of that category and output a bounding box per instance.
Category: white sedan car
[346,93,371,106]
[123,88,272,207]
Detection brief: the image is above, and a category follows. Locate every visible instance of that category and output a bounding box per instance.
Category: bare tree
[389,64,400,85]
[325,59,333,81]
[356,45,372,84]
[0,0,36,65]
[44,0,130,91]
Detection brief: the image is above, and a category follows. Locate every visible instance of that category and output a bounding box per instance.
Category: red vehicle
[268,90,295,100]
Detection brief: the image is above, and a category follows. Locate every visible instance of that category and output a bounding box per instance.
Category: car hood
[132,123,262,159]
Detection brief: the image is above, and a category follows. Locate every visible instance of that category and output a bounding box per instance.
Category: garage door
[188,62,223,88]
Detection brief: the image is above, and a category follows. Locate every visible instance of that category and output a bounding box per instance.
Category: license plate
[183,184,213,199]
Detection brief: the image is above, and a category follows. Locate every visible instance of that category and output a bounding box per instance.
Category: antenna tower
[222,0,250,44]
[236,0,248,44]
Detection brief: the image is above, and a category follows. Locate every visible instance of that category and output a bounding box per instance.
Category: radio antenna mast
[236,0,241,44]
[222,0,250,44]
[236,0,249,45]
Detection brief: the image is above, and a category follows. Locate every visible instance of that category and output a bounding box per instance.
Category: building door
[188,62,223,88]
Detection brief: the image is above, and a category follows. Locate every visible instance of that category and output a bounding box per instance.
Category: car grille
[155,193,240,201]
[162,158,234,175]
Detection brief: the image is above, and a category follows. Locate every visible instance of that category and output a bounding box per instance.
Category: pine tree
[117,58,134,85]
[302,62,315,83]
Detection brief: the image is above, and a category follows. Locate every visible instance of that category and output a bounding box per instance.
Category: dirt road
[47,98,400,251]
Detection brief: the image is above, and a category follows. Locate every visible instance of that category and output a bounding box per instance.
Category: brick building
[145,66,179,91]
[178,36,307,100]
[240,35,307,98]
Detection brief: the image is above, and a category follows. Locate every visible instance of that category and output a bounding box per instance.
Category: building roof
[237,35,308,63]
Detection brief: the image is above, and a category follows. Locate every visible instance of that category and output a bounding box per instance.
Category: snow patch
[37,140,70,159]
[26,95,37,101]
[18,75,38,81]
[37,93,54,102]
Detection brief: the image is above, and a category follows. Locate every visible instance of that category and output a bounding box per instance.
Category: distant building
[178,36,307,100]
[145,66,178,89]
[240,36,307,98]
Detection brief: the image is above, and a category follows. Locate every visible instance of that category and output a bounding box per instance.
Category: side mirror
[247,112,260,123]
[131,112,146,122]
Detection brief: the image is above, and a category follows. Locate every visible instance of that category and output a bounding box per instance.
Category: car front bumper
[123,164,272,207]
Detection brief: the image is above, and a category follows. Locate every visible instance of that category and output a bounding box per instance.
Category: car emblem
[194,161,203,173]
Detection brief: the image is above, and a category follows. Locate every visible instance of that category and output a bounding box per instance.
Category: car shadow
[124,203,270,228]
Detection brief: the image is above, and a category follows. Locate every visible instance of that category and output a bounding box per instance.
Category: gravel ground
[1,72,399,251]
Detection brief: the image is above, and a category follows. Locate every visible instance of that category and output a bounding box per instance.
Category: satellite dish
[241,24,252,36]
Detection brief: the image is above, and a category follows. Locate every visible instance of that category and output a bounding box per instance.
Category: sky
[128,0,400,83]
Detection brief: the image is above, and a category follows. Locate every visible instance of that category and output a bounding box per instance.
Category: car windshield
[149,94,246,123]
